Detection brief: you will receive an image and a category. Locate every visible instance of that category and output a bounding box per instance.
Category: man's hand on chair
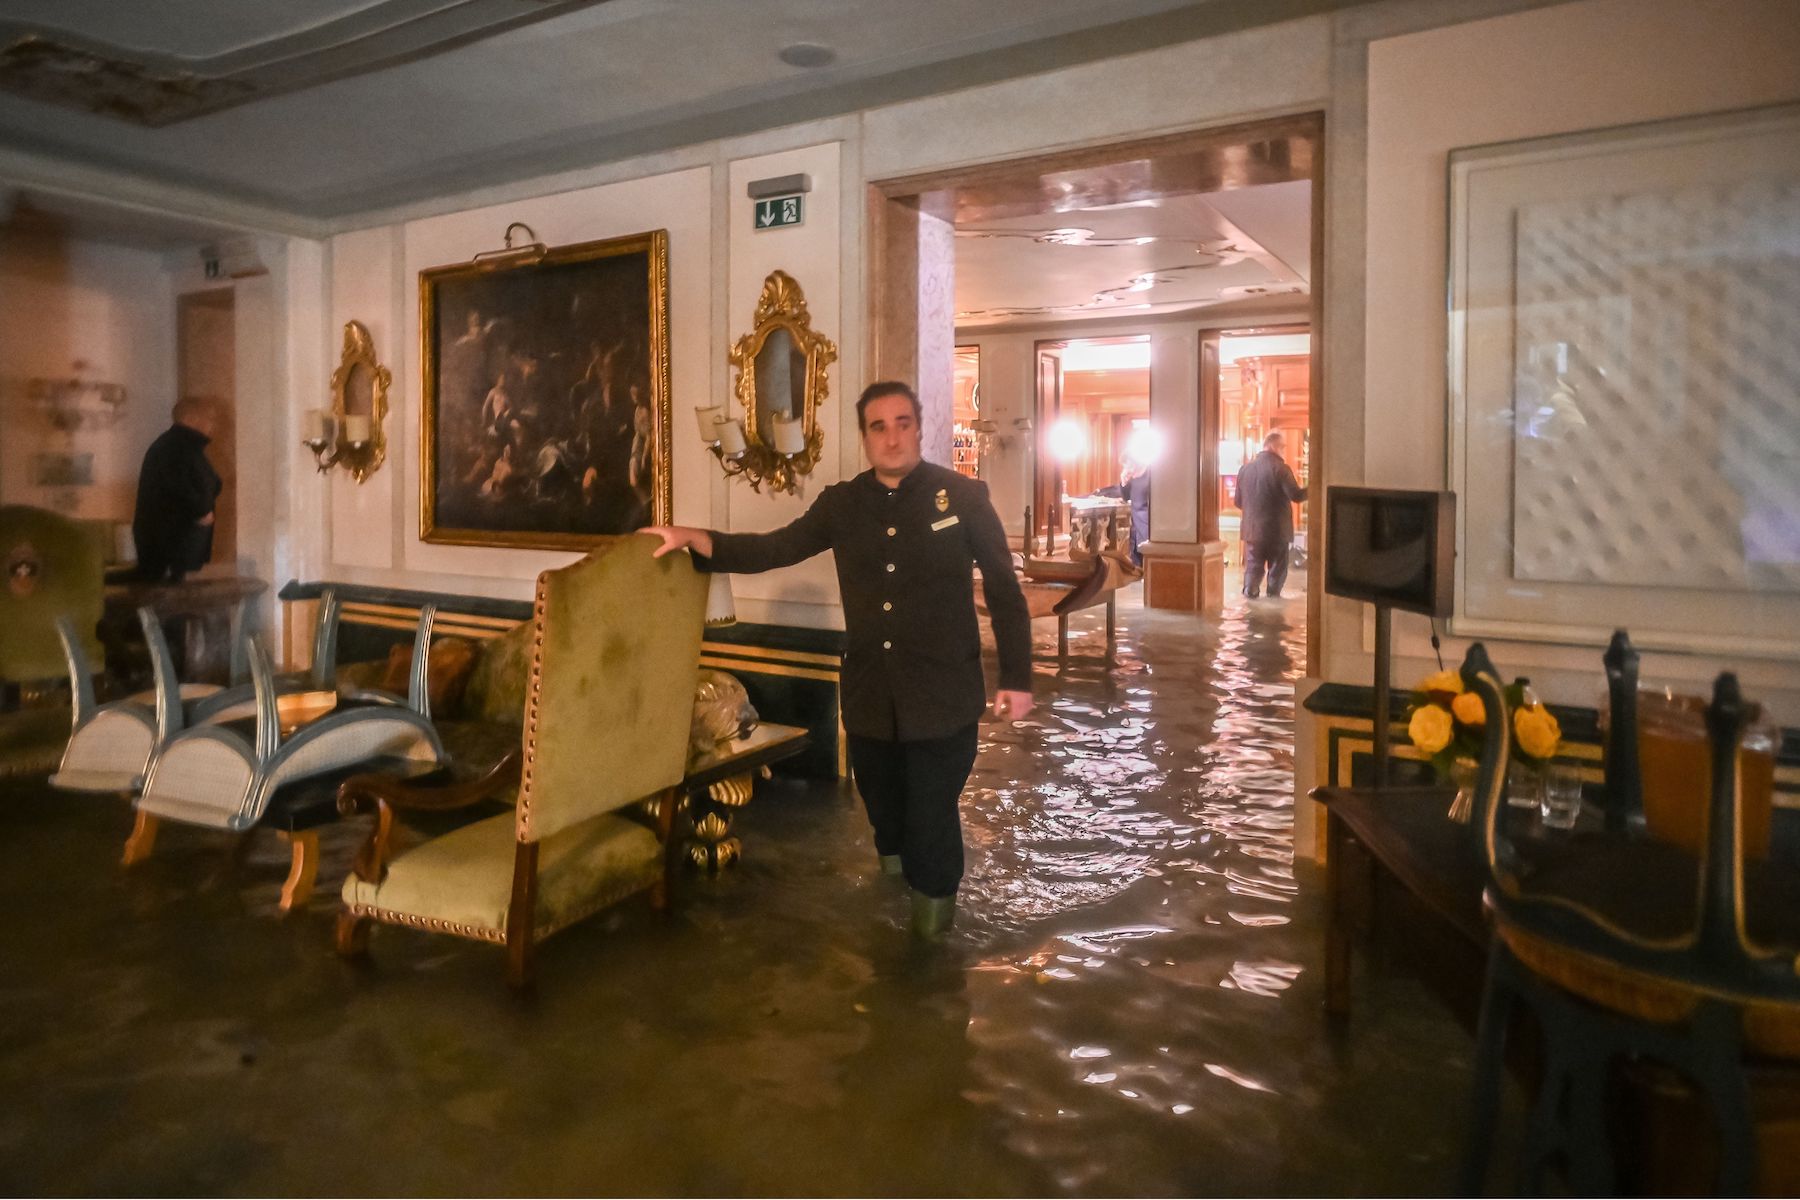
[642,526,713,558]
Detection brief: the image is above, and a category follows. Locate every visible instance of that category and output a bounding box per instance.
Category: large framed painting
[1447,103,1800,659]
[420,229,671,549]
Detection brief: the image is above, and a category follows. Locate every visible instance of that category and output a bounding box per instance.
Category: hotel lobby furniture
[1320,642,1800,1193]
[51,607,220,795]
[128,628,443,865]
[1463,650,1800,1194]
[280,579,848,779]
[334,539,707,988]
[1003,550,1139,666]
[101,574,268,691]
[1063,496,1131,561]
[682,722,809,870]
[1,504,106,779]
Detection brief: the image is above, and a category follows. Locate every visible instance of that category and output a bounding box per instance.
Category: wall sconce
[25,361,126,432]
[302,321,390,481]
[708,271,837,495]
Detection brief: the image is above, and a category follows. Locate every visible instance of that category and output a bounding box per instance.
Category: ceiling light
[778,43,836,68]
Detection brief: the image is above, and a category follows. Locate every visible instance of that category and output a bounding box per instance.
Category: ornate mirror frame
[727,271,836,494]
[330,320,391,484]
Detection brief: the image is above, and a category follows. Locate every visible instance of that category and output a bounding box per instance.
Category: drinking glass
[1540,763,1583,830]
[1506,760,1543,811]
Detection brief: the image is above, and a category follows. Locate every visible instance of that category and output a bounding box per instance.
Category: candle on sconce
[344,414,372,445]
[302,408,329,444]
[714,417,747,457]
[771,415,805,456]
[694,405,724,442]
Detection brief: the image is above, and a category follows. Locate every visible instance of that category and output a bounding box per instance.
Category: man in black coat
[1233,430,1307,599]
[130,397,222,582]
[646,381,1033,938]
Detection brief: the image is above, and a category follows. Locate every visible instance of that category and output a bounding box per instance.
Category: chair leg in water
[121,810,159,867]
[278,830,319,913]
[878,854,903,877]
[911,892,956,939]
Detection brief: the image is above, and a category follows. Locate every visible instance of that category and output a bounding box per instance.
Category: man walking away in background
[1233,431,1306,600]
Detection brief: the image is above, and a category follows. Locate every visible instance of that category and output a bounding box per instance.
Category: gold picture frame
[725,270,836,495]
[419,229,671,549]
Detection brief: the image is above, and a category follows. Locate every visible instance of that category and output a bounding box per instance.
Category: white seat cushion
[341,809,662,939]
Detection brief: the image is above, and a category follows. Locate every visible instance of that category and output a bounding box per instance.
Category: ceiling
[954,180,1311,327]
[0,0,1367,224]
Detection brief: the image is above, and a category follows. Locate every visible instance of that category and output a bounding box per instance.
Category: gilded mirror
[330,320,390,483]
[728,271,836,494]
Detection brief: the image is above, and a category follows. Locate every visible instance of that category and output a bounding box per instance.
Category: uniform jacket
[132,423,221,578]
[1233,450,1305,546]
[700,462,1031,742]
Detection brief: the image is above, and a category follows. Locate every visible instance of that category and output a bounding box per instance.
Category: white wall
[0,230,174,522]
[1349,0,1800,718]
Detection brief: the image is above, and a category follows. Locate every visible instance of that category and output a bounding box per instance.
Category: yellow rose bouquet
[1406,667,1561,780]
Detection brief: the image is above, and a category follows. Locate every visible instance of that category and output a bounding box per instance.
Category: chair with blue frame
[124,608,445,870]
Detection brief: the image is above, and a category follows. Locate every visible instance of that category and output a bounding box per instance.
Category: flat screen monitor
[1324,487,1455,617]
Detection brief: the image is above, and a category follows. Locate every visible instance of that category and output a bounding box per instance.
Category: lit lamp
[694,405,725,442]
[301,408,339,472]
[697,405,813,492]
[1048,418,1086,462]
[770,414,805,456]
[344,414,372,447]
[714,417,748,457]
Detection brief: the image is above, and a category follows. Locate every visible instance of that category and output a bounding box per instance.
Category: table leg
[278,830,319,913]
[1325,808,1352,1017]
[1105,595,1117,665]
[687,771,757,871]
[122,810,159,867]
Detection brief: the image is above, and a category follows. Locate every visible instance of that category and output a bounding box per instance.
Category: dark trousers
[847,723,980,899]
[1243,538,1290,598]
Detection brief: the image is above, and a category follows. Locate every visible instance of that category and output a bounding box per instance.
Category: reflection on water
[951,590,1313,1191]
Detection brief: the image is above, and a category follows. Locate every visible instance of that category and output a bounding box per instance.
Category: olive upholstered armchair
[335,535,708,988]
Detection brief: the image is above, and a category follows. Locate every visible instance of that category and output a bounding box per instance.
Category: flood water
[0,586,1478,1196]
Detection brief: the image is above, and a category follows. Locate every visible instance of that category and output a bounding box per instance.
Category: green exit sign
[754,195,804,230]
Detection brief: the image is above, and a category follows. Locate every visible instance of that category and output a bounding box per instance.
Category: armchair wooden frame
[334,751,680,988]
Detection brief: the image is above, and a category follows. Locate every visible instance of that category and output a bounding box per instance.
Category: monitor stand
[1371,602,1392,788]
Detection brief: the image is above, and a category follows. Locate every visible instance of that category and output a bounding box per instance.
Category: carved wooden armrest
[337,749,523,884]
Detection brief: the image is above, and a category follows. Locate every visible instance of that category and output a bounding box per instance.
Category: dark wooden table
[1315,784,1800,1017]
[102,575,268,688]
[1315,784,1485,1017]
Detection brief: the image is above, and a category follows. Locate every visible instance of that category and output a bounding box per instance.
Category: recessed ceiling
[955,182,1310,327]
[0,0,1374,224]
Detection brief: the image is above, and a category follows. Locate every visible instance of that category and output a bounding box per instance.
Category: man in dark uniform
[646,381,1033,938]
[130,397,223,582]
[1233,430,1307,599]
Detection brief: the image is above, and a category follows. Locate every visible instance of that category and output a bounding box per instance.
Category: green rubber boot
[910,892,957,940]
[878,854,904,878]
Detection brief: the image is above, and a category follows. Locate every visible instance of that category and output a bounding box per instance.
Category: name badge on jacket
[931,515,960,531]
